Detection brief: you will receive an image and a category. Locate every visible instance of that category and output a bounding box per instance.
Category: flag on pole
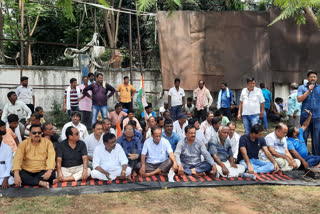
[136,75,148,110]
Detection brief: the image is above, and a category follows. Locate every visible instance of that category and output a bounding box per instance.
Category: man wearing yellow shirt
[116,76,136,111]
[12,124,56,189]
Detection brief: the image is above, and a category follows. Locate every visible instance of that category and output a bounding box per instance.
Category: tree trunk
[0,3,6,64]
[304,7,318,28]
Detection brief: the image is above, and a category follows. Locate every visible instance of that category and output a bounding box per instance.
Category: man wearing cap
[61,112,88,141]
[173,113,188,139]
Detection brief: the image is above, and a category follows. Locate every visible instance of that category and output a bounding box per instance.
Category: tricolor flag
[136,75,148,110]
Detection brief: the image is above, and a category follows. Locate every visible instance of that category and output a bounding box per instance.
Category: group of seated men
[1,105,320,190]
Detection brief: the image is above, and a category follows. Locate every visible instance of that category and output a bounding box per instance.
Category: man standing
[175,125,217,176]
[193,81,213,123]
[116,76,136,111]
[88,73,95,85]
[82,73,115,128]
[91,133,131,181]
[61,112,88,141]
[263,123,301,171]
[208,126,246,178]
[78,76,92,128]
[117,124,143,174]
[84,121,104,167]
[63,78,81,118]
[168,78,185,121]
[56,127,91,182]
[238,124,279,174]
[162,119,181,151]
[137,127,178,177]
[1,91,32,125]
[12,125,56,188]
[238,78,265,135]
[217,82,233,120]
[297,71,320,155]
[16,76,35,113]
[287,83,301,128]
[260,83,273,131]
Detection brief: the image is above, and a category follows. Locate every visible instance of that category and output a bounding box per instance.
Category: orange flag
[116,121,122,138]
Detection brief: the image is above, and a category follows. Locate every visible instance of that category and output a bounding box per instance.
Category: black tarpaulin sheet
[1,171,320,198]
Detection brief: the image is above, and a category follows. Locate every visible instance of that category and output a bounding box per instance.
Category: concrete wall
[0,65,293,113]
[0,65,163,111]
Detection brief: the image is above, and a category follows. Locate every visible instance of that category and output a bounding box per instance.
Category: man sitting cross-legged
[238,124,279,174]
[56,127,91,182]
[84,121,104,168]
[91,133,131,181]
[262,123,301,171]
[117,124,143,176]
[137,126,178,177]
[174,125,217,176]
[208,126,247,178]
[12,125,56,189]
[287,110,320,168]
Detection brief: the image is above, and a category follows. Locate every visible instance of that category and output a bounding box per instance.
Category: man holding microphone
[297,71,320,155]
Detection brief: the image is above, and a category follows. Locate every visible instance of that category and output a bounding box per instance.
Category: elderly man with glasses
[12,124,56,189]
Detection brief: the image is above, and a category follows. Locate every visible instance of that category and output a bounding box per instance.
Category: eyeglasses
[125,129,134,132]
[32,131,42,135]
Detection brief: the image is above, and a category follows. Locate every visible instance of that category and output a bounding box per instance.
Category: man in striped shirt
[63,78,81,119]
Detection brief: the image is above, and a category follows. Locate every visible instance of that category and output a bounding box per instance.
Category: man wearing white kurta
[91,133,131,181]
[0,140,14,189]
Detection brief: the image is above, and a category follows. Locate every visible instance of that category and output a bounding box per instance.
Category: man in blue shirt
[287,110,320,168]
[287,83,301,128]
[217,83,234,120]
[260,83,272,131]
[117,124,143,175]
[162,119,180,151]
[238,124,279,174]
[297,71,320,155]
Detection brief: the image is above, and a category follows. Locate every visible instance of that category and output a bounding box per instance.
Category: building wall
[0,66,163,112]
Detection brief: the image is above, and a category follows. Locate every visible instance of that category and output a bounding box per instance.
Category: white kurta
[91,144,130,180]
[0,142,14,185]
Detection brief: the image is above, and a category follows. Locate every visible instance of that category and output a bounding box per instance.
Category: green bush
[50,99,69,128]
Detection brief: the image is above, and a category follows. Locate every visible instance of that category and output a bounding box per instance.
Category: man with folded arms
[175,125,217,176]
[56,127,91,182]
[12,125,56,188]
[91,133,131,181]
[137,126,178,177]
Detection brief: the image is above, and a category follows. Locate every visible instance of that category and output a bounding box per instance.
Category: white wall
[0,65,163,111]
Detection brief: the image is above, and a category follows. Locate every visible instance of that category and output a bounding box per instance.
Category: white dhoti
[0,176,14,186]
[91,167,131,181]
[216,160,245,177]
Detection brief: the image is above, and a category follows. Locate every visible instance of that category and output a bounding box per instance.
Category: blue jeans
[92,105,108,128]
[240,159,275,173]
[305,155,320,167]
[242,114,260,135]
[170,105,182,121]
[260,109,269,130]
[301,117,320,155]
[183,162,212,175]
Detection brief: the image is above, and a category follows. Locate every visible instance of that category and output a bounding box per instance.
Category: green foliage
[269,0,320,27]
[98,0,110,7]
[57,0,75,22]
[50,99,69,128]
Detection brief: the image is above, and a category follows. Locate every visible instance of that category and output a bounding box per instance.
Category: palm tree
[269,0,320,28]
